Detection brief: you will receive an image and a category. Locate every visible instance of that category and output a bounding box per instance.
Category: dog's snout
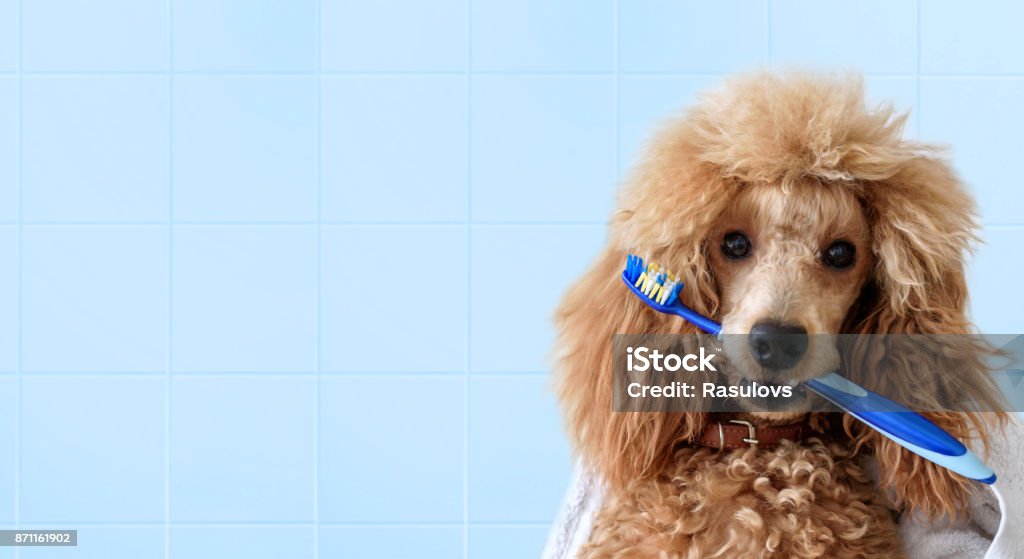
[748,321,808,370]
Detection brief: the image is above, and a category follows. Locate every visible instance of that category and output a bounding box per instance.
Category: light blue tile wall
[319,376,464,522]
[771,0,918,74]
[0,0,14,72]
[862,76,919,138]
[921,0,1024,74]
[171,226,317,372]
[0,229,15,373]
[171,77,318,222]
[919,78,1024,225]
[321,226,467,373]
[319,525,463,559]
[21,0,168,72]
[21,527,164,559]
[20,376,165,522]
[321,77,468,223]
[468,376,569,522]
[470,77,616,222]
[171,0,317,72]
[21,227,169,373]
[471,0,614,72]
[0,378,13,524]
[170,526,314,559]
[617,75,719,172]
[0,79,15,223]
[169,376,315,522]
[470,225,604,372]
[21,77,169,222]
[4,2,1023,559]
[619,1,766,73]
[321,0,466,72]
[468,525,551,559]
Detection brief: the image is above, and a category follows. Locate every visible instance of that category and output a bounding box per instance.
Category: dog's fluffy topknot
[683,72,913,187]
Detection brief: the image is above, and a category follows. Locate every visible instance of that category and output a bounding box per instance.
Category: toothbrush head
[623,254,683,307]
[622,254,723,335]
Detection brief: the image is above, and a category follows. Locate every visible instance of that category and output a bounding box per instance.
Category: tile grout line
[14,0,22,554]
[464,0,472,554]
[11,521,555,527]
[165,0,174,555]
[6,70,1024,79]
[0,371,554,377]
[314,0,323,555]
[1,220,612,227]
[915,0,922,139]
[613,0,620,180]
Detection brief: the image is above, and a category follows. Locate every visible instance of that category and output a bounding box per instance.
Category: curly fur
[554,72,1007,558]
[583,437,900,558]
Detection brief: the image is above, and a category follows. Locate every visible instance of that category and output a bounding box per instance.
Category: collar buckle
[728,419,759,446]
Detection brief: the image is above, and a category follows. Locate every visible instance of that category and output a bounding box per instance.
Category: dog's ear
[554,125,735,491]
[553,247,699,491]
[844,153,1006,518]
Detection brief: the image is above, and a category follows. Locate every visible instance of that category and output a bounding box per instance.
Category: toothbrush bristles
[624,254,683,306]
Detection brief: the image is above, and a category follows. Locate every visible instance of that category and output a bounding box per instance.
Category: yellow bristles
[630,259,681,305]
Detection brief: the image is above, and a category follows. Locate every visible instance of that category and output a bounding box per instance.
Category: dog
[554,73,1006,558]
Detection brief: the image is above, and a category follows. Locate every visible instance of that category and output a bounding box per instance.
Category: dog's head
[555,72,1004,517]
[711,181,872,413]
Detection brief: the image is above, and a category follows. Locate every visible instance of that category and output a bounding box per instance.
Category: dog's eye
[823,241,855,269]
[721,232,751,259]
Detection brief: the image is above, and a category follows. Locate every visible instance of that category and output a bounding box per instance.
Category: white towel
[543,416,1024,559]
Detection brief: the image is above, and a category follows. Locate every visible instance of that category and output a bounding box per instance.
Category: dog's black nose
[748,321,808,370]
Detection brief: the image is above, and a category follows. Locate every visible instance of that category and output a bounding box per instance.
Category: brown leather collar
[694,419,811,450]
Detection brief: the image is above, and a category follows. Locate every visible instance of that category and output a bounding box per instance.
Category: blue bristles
[624,254,644,283]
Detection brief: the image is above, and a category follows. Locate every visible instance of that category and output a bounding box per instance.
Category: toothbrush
[622,254,996,484]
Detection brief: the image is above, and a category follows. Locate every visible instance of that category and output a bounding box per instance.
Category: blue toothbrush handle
[806,373,996,484]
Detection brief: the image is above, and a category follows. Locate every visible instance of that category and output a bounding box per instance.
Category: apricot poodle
[554,73,1006,558]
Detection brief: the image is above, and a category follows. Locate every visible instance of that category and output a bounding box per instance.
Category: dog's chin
[719,351,837,419]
